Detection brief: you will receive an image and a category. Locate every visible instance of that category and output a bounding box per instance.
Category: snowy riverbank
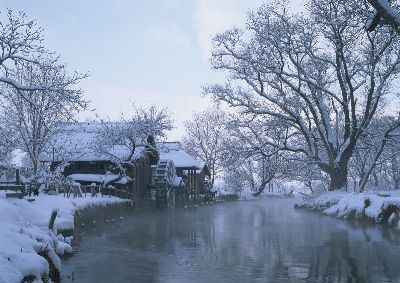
[297,190,400,230]
[0,194,128,283]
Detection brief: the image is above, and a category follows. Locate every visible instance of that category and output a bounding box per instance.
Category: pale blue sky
[0,0,303,139]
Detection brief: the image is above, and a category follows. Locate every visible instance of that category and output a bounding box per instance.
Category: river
[61,198,400,282]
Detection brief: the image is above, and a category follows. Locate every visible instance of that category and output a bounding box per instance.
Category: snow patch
[298,190,400,225]
[0,194,127,282]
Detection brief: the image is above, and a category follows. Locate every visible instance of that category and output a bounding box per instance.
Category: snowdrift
[297,190,400,229]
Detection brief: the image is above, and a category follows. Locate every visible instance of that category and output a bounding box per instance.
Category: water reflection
[62,199,400,283]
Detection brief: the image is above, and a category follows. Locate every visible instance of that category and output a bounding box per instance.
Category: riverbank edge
[0,195,130,283]
[295,190,400,230]
[60,200,134,237]
[30,198,132,283]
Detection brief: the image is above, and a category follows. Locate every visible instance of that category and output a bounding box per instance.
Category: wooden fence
[0,181,135,203]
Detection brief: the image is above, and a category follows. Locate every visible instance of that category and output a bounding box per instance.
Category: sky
[0,0,305,140]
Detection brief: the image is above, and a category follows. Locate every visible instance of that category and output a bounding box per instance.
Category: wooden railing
[0,183,26,198]
[0,181,136,202]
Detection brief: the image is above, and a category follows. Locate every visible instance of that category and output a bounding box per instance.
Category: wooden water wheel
[154,159,176,208]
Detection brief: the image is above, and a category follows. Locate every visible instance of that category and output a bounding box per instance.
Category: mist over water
[62,199,400,282]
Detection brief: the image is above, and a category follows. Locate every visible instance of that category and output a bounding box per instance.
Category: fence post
[48,209,58,231]
[15,169,20,185]
[66,184,71,198]
[73,184,82,198]
[91,183,96,197]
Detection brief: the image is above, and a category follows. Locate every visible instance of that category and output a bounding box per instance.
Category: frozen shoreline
[296,190,400,230]
[0,194,127,283]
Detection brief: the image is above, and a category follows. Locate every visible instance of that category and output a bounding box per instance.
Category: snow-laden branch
[367,0,400,31]
[0,10,84,106]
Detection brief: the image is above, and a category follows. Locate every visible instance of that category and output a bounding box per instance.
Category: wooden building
[43,124,213,204]
[42,123,154,201]
[159,142,212,202]
[56,152,153,200]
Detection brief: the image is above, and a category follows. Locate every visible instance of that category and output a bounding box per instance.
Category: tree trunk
[211,163,216,187]
[252,180,268,197]
[359,124,400,192]
[328,166,348,191]
[306,180,313,193]
[394,177,399,190]
[252,177,274,197]
[373,172,379,188]
[358,172,365,189]
[33,161,38,175]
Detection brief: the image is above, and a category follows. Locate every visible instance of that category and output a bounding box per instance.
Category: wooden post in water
[48,209,58,231]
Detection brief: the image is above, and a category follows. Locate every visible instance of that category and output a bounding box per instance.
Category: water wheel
[154,159,176,208]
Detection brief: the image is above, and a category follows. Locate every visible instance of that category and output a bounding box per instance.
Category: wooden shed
[159,142,211,203]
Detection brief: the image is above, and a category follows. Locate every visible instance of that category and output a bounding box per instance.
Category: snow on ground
[297,190,400,228]
[9,194,127,233]
[0,194,127,283]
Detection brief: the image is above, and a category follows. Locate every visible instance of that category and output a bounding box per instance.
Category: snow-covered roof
[68,173,131,185]
[42,124,202,170]
[41,122,145,162]
[159,142,201,169]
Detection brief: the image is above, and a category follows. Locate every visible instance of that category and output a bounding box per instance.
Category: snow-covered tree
[0,10,78,103]
[94,104,173,163]
[133,104,174,141]
[92,104,174,184]
[224,153,281,197]
[0,9,91,174]
[221,114,283,196]
[383,145,400,189]
[205,0,400,190]
[349,115,400,191]
[282,158,327,193]
[0,61,88,174]
[0,125,14,166]
[366,0,400,31]
[182,106,228,186]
